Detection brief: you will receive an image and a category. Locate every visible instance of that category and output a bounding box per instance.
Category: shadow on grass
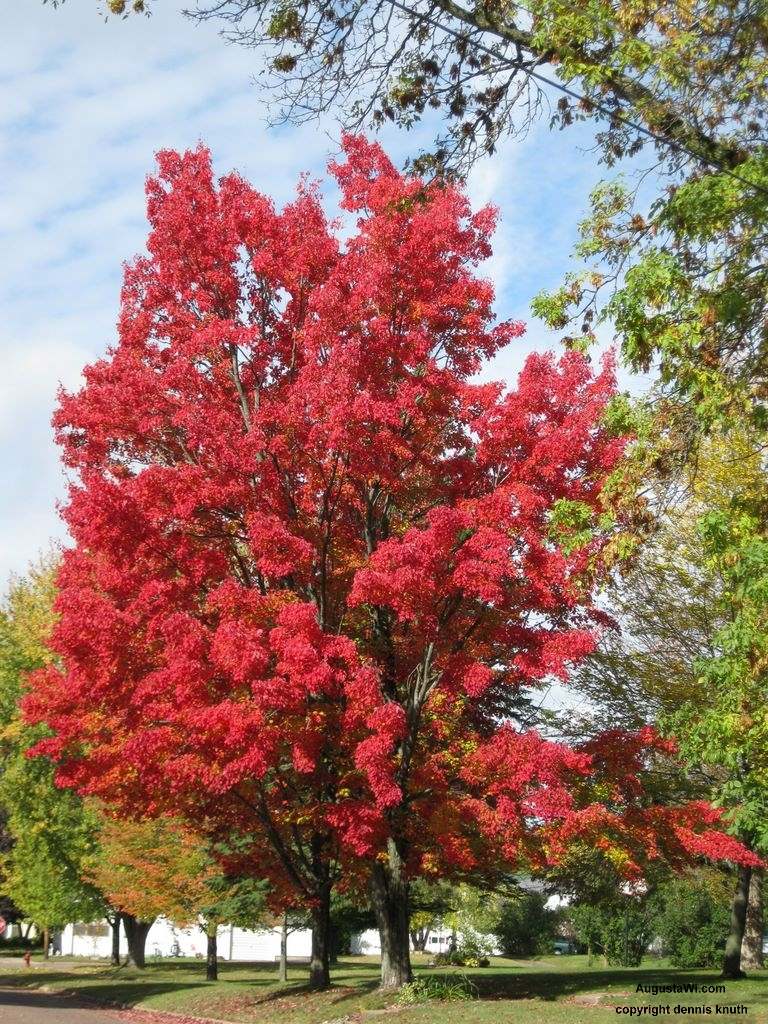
[0,959,383,1013]
[4,957,765,1017]
[459,964,768,1005]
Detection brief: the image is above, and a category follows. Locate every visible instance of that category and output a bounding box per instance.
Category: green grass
[1,953,766,1023]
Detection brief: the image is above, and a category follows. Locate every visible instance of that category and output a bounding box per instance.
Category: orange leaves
[87,816,216,925]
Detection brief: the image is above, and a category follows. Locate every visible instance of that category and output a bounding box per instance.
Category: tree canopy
[21,136,757,992]
[0,558,106,934]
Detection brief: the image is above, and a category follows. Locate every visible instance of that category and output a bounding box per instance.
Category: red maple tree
[25,136,756,990]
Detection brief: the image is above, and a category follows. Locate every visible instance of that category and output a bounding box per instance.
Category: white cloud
[0,2,640,584]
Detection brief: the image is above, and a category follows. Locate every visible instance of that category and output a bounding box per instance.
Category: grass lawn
[1,953,766,1023]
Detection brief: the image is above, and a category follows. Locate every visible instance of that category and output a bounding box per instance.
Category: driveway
[0,988,122,1023]
[0,986,224,1024]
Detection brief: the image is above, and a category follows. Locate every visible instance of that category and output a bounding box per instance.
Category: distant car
[553,939,577,955]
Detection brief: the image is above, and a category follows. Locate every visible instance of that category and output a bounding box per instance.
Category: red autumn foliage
[23,137,757,983]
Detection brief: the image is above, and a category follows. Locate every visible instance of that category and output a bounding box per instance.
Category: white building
[59,917,312,961]
[351,926,459,956]
[350,926,506,956]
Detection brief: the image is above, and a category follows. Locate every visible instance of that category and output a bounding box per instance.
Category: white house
[59,917,312,961]
[351,926,463,956]
[350,926,507,956]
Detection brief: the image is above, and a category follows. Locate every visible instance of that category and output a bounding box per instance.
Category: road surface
[0,988,122,1023]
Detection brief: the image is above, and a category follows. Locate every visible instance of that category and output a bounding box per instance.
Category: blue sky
[0,2,631,588]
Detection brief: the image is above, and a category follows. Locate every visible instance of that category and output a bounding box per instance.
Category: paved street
[0,988,122,1023]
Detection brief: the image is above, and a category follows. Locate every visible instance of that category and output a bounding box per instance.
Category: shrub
[396,974,479,1004]
[431,932,492,967]
[652,873,731,969]
[432,949,463,966]
[569,898,653,967]
[494,891,558,957]
[457,931,493,964]
[601,903,653,967]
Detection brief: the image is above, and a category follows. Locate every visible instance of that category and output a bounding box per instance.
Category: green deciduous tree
[569,891,653,967]
[0,558,106,955]
[493,890,558,958]
[652,869,732,969]
[157,1,765,183]
[563,431,768,978]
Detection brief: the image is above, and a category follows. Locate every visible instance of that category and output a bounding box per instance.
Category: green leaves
[548,499,597,554]
[267,2,303,41]
[0,560,107,929]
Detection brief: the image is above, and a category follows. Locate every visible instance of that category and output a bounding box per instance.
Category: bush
[431,931,492,968]
[396,973,479,1004]
[494,891,558,957]
[569,899,653,967]
[601,903,653,967]
[432,949,461,966]
[432,949,490,968]
[652,873,731,969]
[457,931,493,965]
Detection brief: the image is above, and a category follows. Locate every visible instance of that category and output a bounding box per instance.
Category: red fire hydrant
[22,950,31,968]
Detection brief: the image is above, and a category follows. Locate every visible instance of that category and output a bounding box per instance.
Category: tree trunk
[278,912,288,983]
[42,926,50,960]
[206,922,218,981]
[723,866,752,979]
[369,839,412,991]
[22,922,32,941]
[309,892,331,990]
[122,914,153,969]
[110,913,122,966]
[741,868,764,971]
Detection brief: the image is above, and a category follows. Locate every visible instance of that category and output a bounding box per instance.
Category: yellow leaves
[604,845,632,872]
[107,0,145,13]
[3,552,59,669]
[1,717,25,744]
[420,852,440,875]
[689,428,766,516]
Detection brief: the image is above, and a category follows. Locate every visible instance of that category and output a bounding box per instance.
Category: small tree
[197,869,268,980]
[601,900,653,967]
[570,904,605,963]
[87,816,213,969]
[653,871,732,969]
[493,891,558,958]
[570,897,652,967]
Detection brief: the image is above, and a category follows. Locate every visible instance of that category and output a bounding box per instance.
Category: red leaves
[23,133,746,908]
[354,702,407,809]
